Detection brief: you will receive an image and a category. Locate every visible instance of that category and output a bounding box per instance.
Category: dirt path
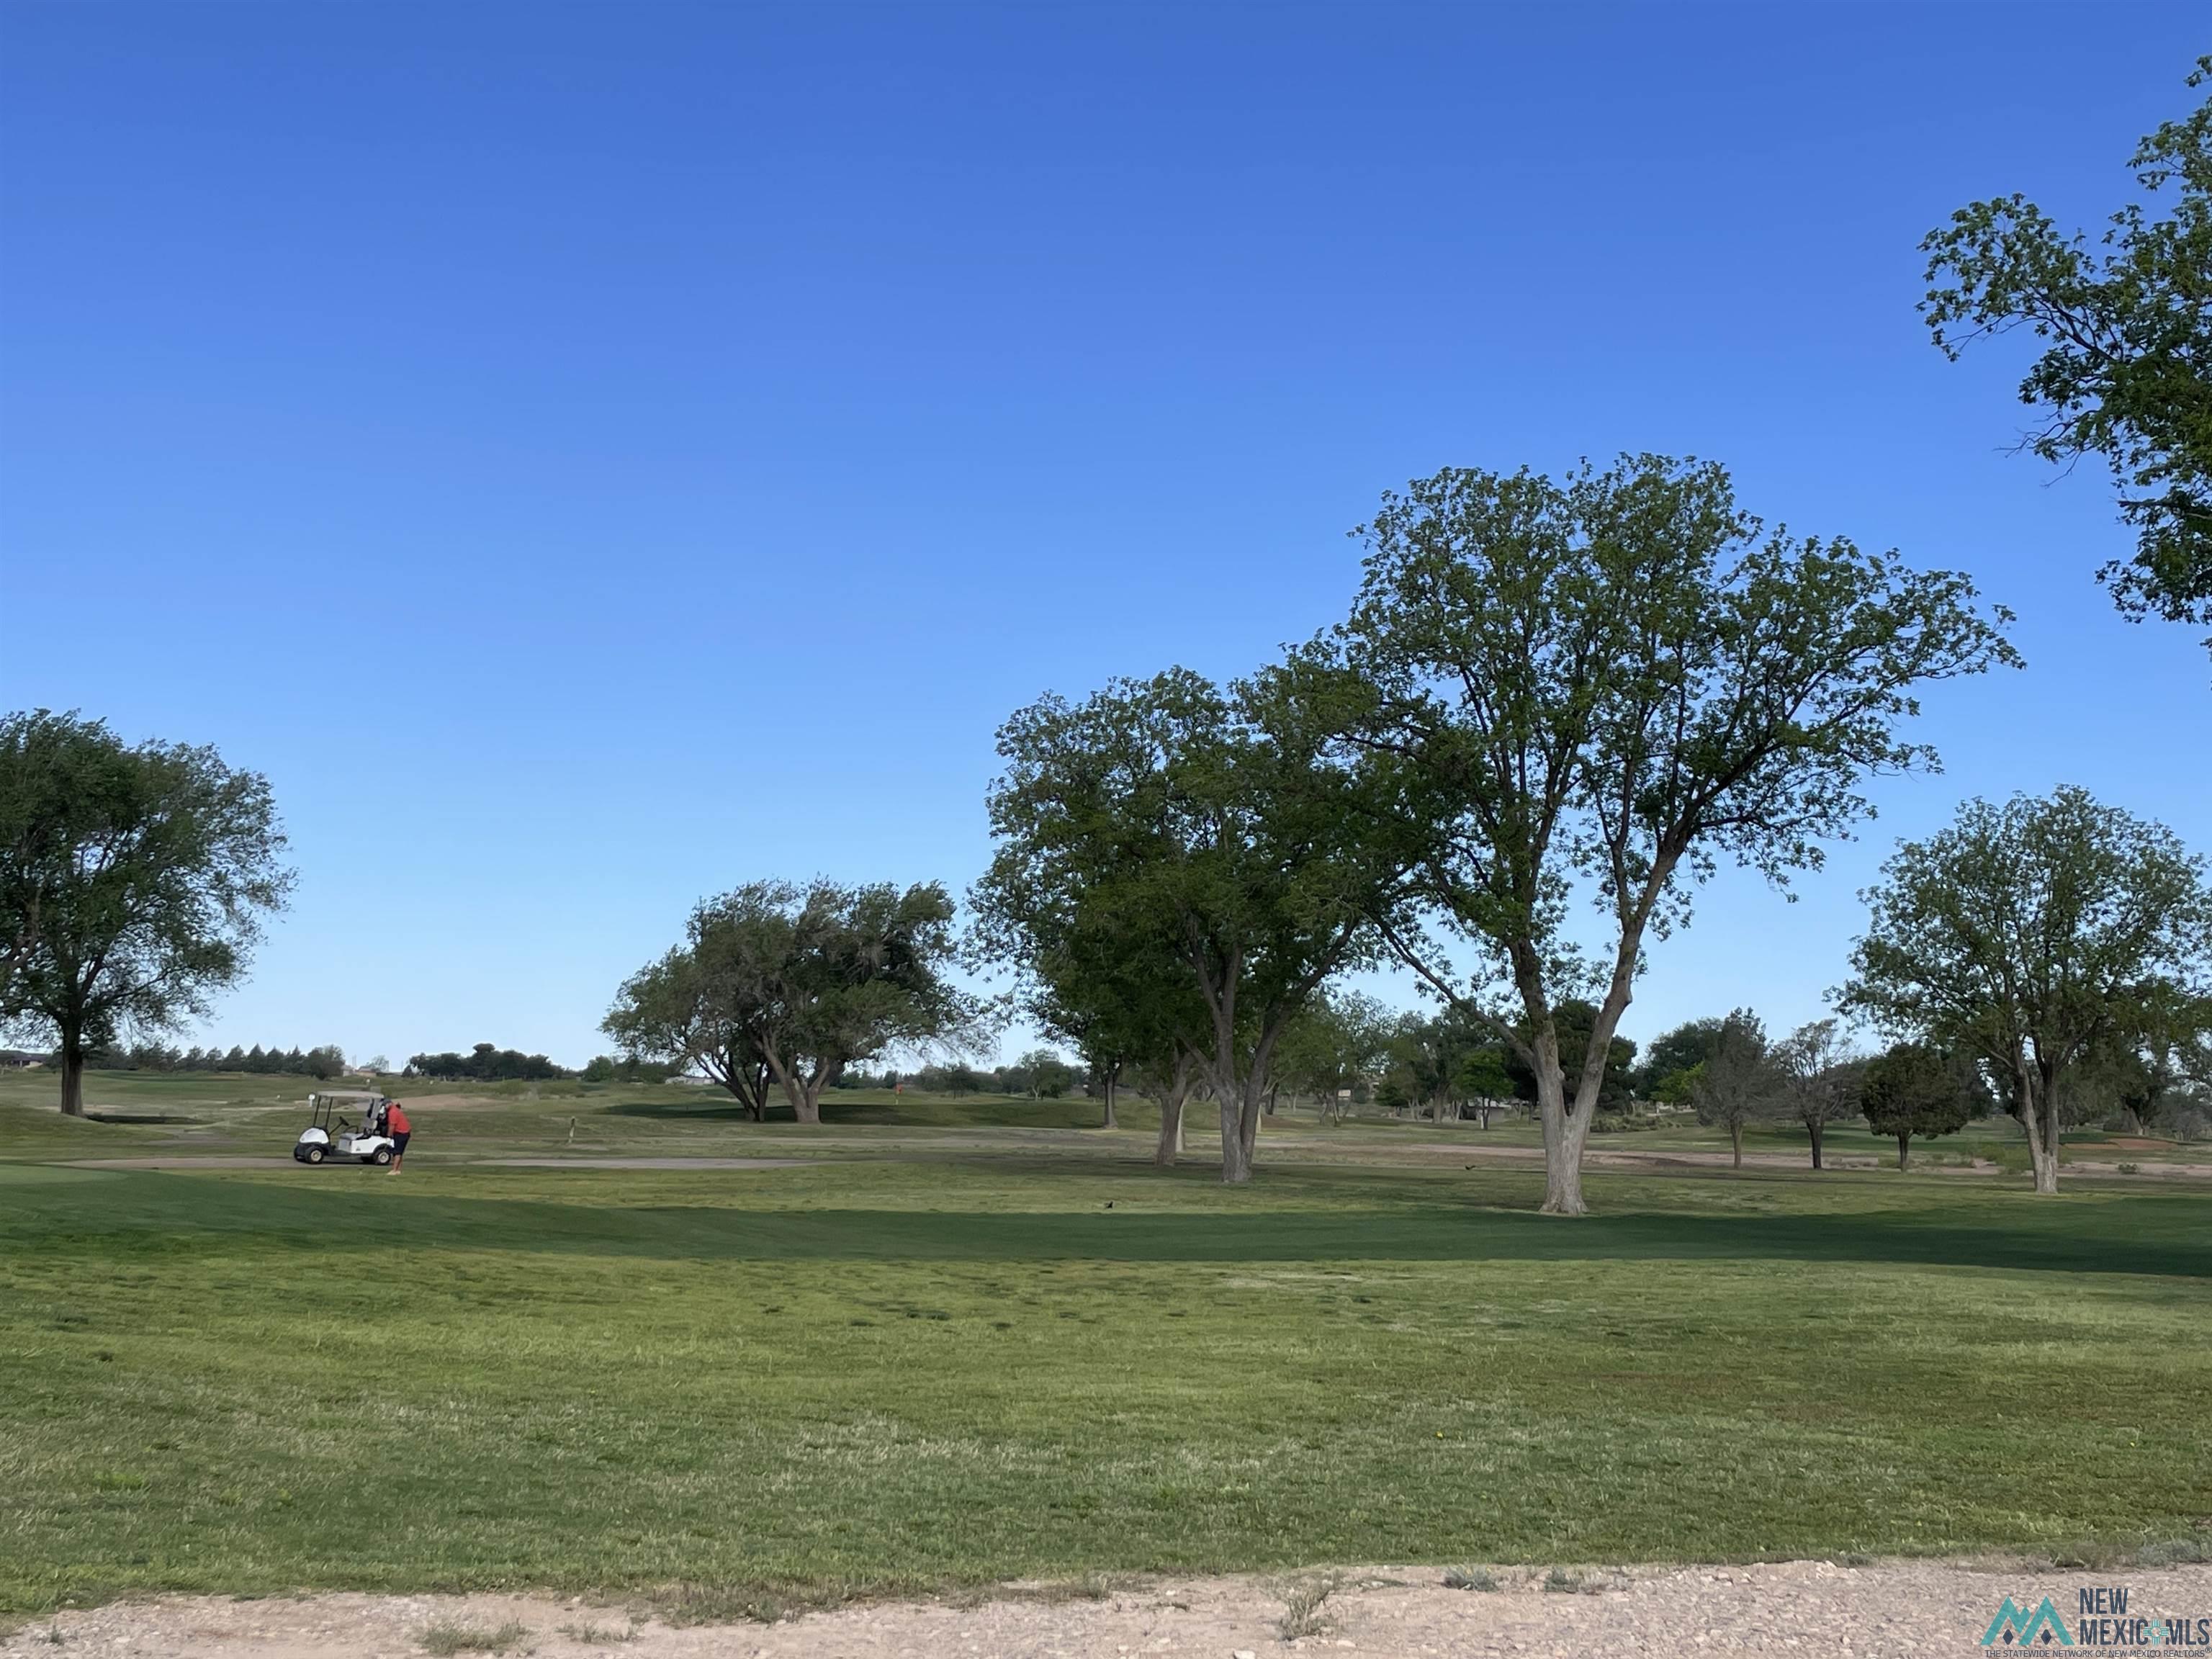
[14,1559,2210,1658]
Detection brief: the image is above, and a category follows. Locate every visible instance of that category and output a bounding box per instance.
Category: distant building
[0,1049,48,1069]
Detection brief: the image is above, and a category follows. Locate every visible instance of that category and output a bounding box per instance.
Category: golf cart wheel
[370,1146,393,1166]
[303,1146,326,1164]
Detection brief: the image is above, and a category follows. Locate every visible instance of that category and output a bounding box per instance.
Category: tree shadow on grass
[11,1169,2210,1280]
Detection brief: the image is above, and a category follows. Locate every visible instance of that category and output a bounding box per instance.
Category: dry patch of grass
[420,1620,532,1655]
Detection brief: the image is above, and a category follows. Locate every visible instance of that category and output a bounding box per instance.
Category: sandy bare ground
[12,1560,2211,1658]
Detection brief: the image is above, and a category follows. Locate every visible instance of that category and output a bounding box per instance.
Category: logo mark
[1982,1596,2074,1647]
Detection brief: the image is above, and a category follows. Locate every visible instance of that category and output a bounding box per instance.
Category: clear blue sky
[4,4,2207,1069]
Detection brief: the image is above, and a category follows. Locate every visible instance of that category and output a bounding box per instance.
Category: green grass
[3,1097,2210,1618]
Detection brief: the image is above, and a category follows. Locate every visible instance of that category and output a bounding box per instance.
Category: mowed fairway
[2,1079,2210,1618]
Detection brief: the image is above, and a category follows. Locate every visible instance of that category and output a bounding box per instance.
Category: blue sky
[3,4,2207,1069]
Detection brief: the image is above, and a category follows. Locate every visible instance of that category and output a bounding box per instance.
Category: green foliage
[1273,989,1395,1112]
[1843,786,2212,1191]
[407,1044,568,1082]
[1637,1017,1729,1100]
[1923,57,2212,644]
[1303,456,2015,1212]
[0,710,294,1116]
[606,879,983,1123]
[1689,1010,1779,1165]
[1502,1000,1635,1114]
[1860,1043,1977,1169]
[980,668,1406,1180]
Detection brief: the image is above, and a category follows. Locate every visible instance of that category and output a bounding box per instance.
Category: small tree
[1771,1018,1864,1170]
[1455,1044,1514,1127]
[1691,1008,1777,1169]
[1841,787,2212,1192]
[0,712,292,1116]
[1859,1043,1975,1169]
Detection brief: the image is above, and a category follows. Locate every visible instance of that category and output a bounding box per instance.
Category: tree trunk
[2020,1063,2059,1194]
[1154,1056,1191,1168]
[1896,1133,1910,1171]
[59,1033,86,1118]
[1730,1121,1744,1169]
[1537,1046,1592,1215]
[2038,1066,2063,1195]
[1218,1097,1251,1183]
[1102,1064,1118,1130]
[1809,1120,1824,1170]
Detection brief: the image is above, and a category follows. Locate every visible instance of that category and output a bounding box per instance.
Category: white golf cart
[294,1089,397,1166]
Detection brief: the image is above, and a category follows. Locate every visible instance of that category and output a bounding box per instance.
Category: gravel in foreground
[12,1558,2212,1658]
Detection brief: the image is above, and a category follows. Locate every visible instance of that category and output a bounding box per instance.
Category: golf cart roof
[308,1089,386,1103]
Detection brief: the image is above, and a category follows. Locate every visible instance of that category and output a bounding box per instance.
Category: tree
[1923,58,2212,648]
[1455,1043,1514,1127]
[1841,787,2212,1192]
[969,787,1208,1137]
[2074,988,2212,1134]
[1859,1043,1975,1170]
[1691,1008,1777,1169]
[603,929,773,1118]
[982,668,1406,1183]
[1304,456,2016,1212]
[1010,1048,1077,1098]
[0,713,292,1116]
[0,710,112,1005]
[1273,989,1393,1121]
[1771,1017,1864,1170]
[608,878,982,1125]
[1636,1016,1728,1103]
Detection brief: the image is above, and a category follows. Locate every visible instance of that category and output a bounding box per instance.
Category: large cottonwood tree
[1840,786,2212,1193]
[1303,455,2017,1213]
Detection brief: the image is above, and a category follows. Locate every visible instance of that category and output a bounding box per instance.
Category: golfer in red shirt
[385,1100,412,1173]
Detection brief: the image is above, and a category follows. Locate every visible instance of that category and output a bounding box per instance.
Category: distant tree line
[79,1040,351,1079]
[405,1043,571,1082]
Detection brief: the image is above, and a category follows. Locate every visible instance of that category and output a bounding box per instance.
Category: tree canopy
[1690,1008,1776,1169]
[981,667,1406,1182]
[1301,454,2016,1212]
[1858,1042,1977,1170]
[1770,1017,1865,1169]
[0,711,292,1116]
[1923,57,2212,648]
[606,878,983,1123]
[1840,786,2212,1192]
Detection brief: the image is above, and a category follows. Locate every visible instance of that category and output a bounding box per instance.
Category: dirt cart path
[14,1558,2211,1658]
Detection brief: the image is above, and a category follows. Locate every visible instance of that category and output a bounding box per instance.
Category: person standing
[385,1098,412,1172]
